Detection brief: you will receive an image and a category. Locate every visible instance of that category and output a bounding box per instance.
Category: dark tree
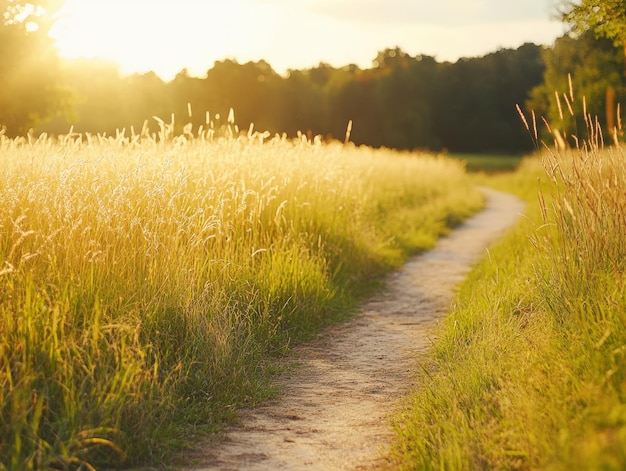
[374,49,441,150]
[324,64,376,144]
[35,42,549,154]
[277,69,327,137]
[559,0,626,54]
[527,32,624,144]
[204,59,282,133]
[557,0,626,137]
[0,0,70,135]
[433,44,545,153]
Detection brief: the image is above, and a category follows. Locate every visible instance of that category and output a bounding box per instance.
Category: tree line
[37,45,545,154]
[2,1,625,153]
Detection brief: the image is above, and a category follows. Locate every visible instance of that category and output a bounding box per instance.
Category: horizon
[55,40,557,82]
[50,0,567,82]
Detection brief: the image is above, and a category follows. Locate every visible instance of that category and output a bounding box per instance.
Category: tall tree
[204,59,282,133]
[0,0,69,135]
[36,43,548,154]
[527,32,623,144]
[278,69,327,138]
[433,44,545,153]
[374,48,441,150]
[560,0,626,54]
[559,0,626,134]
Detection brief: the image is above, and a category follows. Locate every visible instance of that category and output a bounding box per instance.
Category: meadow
[0,124,483,469]
[390,124,626,468]
[447,153,524,174]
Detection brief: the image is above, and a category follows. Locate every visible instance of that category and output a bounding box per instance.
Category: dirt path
[183,187,525,471]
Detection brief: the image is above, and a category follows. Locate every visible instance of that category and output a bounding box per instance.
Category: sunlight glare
[50,0,256,80]
[48,0,564,81]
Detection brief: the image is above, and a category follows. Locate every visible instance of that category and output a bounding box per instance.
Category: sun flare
[50,0,262,80]
[48,0,563,82]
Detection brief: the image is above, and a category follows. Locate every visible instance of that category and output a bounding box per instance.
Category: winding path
[183,188,525,470]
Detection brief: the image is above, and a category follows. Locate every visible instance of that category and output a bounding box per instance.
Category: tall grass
[0,125,482,468]
[390,102,626,469]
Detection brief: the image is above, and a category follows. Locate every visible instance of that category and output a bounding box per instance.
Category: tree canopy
[527,31,624,144]
[3,1,626,151]
[560,0,626,49]
[39,44,546,154]
[0,0,69,135]
[530,1,626,144]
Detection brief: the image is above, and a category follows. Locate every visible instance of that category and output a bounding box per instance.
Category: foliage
[559,0,626,48]
[1,1,64,29]
[0,128,482,468]
[0,0,70,135]
[433,43,545,153]
[375,49,440,150]
[38,44,545,154]
[527,32,625,145]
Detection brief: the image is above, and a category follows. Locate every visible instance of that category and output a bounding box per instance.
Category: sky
[49,0,568,81]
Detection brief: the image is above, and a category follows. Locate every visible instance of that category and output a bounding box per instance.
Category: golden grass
[0,128,482,468]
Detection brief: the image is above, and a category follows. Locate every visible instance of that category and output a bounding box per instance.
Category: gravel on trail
[182,187,525,471]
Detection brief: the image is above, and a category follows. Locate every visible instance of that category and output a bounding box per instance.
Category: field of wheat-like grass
[0,129,482,468]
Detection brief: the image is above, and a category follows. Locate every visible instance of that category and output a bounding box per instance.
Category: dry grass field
[0,127,482,469]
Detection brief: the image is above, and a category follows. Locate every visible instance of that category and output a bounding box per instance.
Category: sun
[47,0,389,81]
[49,0,257,81]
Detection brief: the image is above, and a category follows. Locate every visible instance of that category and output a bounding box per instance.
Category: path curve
[183,187,525,470]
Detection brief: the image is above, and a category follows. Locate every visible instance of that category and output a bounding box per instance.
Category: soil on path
[183,187,525,471]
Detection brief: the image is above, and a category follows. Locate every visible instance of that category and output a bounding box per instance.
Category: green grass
[446,153,524,173]
[389,145,626,470]
[0,128,483,469]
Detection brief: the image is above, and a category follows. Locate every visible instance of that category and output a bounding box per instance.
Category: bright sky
[50,0,567,81]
